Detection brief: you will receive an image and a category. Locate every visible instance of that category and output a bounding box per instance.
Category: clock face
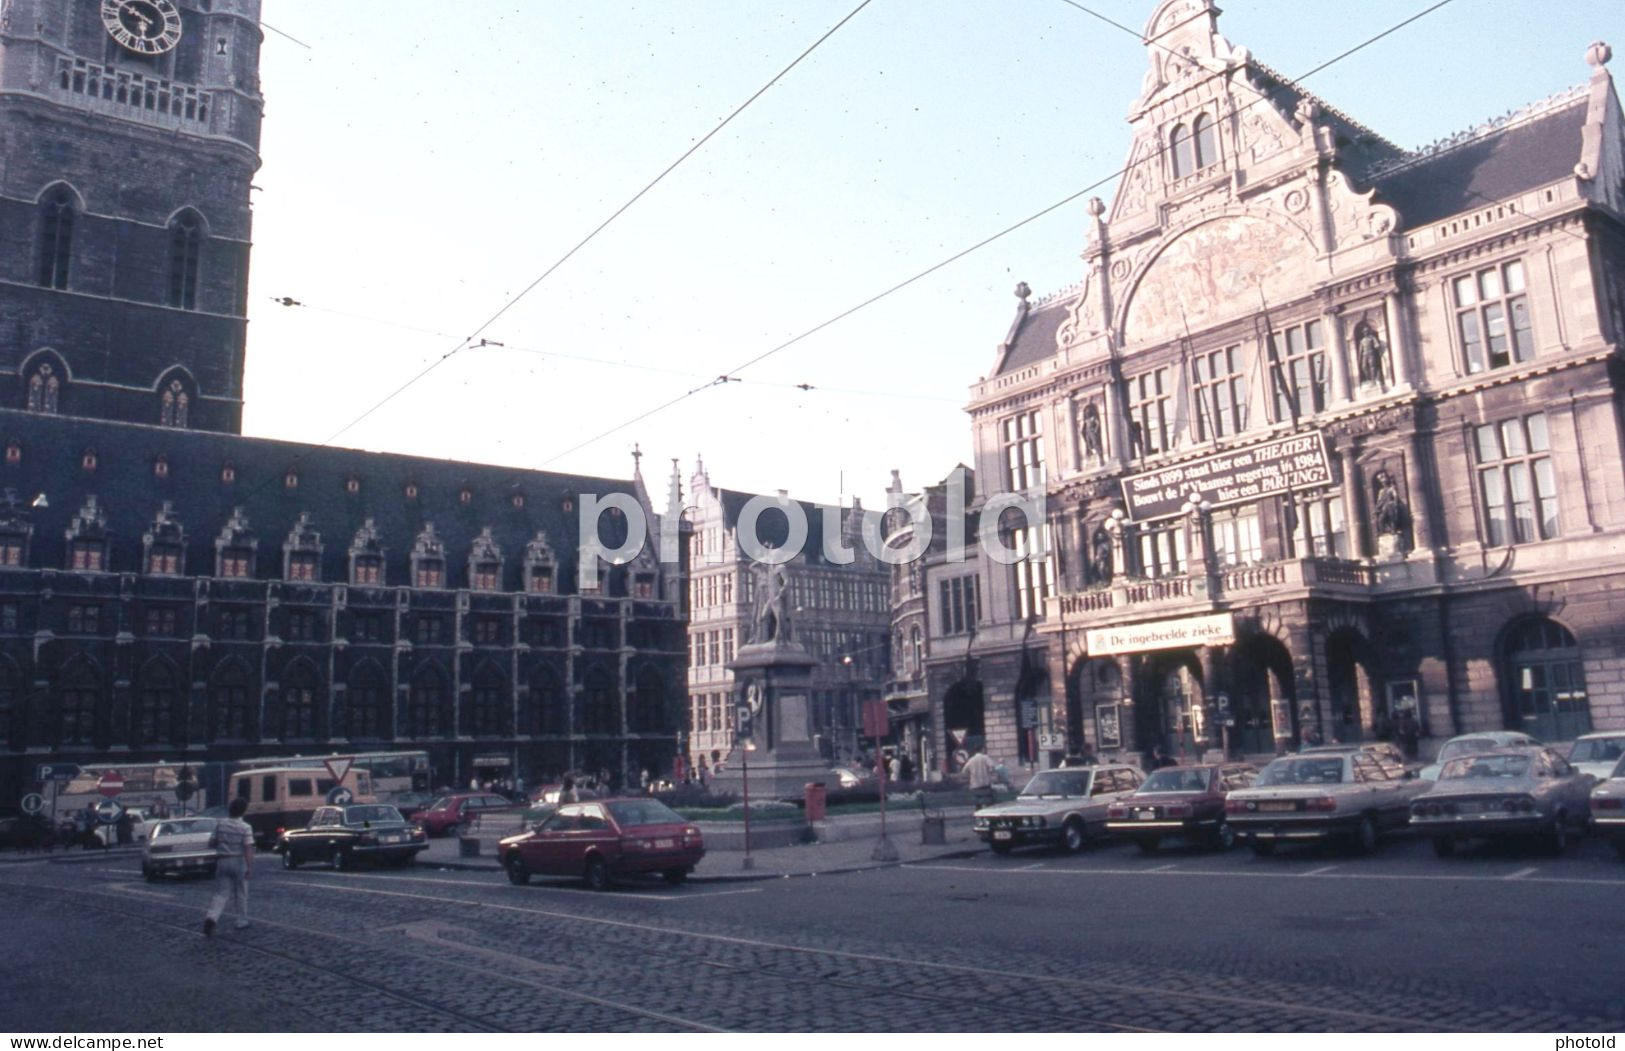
[100,0,183,55]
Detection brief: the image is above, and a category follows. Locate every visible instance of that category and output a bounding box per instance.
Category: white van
[227,766,376,847]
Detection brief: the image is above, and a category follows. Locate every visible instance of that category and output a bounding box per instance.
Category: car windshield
[1258,758,1346,786]
[343,806,403,826]
[1569,737,1625,764]
[1441,755,1531,780]
[1437,738,1504,762]
[426,797,452,811]
[1141,768,1210,793]
[152,818,217,839]
[605,799,685,827]
[1018,771,1092,798]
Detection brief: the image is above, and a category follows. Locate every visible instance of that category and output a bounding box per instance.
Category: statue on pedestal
[749,558,793,645]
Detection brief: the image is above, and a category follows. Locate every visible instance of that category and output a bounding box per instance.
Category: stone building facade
[958,0,1625,765]
[684,459,889,775]
[0,0,687,801]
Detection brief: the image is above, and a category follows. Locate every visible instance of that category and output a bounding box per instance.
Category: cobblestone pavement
[2,830,1623,1032]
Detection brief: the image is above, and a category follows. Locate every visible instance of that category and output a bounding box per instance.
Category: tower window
[37,187,75,289]
[159,379,189,427]
[26,363,61,414]
[167,212,202,309]
[1192,114,1217,170]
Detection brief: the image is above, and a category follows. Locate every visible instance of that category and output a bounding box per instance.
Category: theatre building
[964,0,1625,763]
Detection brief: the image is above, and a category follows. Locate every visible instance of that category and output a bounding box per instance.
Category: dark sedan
[279,804,427,870]
[1106,762,1257,851]
[499,798,703,890]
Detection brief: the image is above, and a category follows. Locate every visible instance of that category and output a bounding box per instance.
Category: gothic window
[1170,122,1195,178]
[144,606,180,636]
[1455,259,1533,374]
[530,665,565,735]
[159,380,189,428]
[346,662,388,741]
[283,512,323,581]
[215,508,256,578]
[26,362,61,414]
[210,662,252,741]
[628,666,665,733]
[167,211,202,309]
[470,665,508,737]
[1268,320,1326,423]
[37,186,75,289]
[216,606,253,640]
[279,662,319,740]
[66,603,100,634]
[348,518,386,585]
[284,609,319,641]
[59,669,99,747]
[472,617,501,645]
[413,615,444,645]
[408,665,450,738]
[1191,114,1217,170]
[581,668,617,735]
[1476,412,1559,545]
[134,662,178,748]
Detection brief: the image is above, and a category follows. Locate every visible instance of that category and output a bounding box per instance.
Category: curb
[422,846,985,883]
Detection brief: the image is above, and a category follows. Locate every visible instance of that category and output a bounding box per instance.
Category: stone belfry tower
[0,0,263,433]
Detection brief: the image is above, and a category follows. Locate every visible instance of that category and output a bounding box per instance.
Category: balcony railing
[55,58,211,129]
[1048,557,1378,624]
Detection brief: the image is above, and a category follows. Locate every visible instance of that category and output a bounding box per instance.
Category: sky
[241,0,1621,509]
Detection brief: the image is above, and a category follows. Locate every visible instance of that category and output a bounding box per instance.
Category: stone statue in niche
[1080,402,1104,462]
[1372,469,1404,537]
[1355,320,1389,388]
[1090,526,1114,586]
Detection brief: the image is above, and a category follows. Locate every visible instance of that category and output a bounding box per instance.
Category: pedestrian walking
[962,745,998,809]
[203,797,254,937]
[1395,709,1421,760]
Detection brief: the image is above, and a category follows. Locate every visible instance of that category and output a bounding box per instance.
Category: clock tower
[0,0,262,433]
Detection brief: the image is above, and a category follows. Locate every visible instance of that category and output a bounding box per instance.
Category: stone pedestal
[711,639,828,801]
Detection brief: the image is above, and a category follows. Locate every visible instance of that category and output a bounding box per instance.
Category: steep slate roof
[993,297,1069,376]
[1370,94,1588,228]
[0,409,652,591]
[715,487,840,565]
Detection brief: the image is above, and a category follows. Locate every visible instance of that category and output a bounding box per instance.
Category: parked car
[280,804,427,870]
[1106,763,1257,852]
[1589,755,1625,857]
[383,791,437,822]
[527,784,601,806]
[972,765,1143,854]
[1410,747,1594,856]
[1226,750,1424,855]
[1419,731,1541,781]
[1566,733,1625,781]
[498,798,704,890]
[828,767,866,789]
[1300,741,1409,767]
[93,807,157,846]
[142,817,219,881]
[412,792,524,837]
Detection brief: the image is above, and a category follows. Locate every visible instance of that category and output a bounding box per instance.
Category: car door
[523,806,582,875]
[1352,755,1402,827]
[574,804,621,866]
[1545,750,1589,821]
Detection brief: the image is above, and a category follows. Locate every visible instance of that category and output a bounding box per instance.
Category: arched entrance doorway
[1325,628,1378,744]
[1227,634,1295,755]
[1502,617,1591,740]
[1140,653,1204,760]
[1069,656,1128,757]
[942,679,984,772]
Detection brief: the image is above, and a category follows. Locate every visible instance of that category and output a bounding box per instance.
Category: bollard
[921,815,946,845]
[803,781,828,822]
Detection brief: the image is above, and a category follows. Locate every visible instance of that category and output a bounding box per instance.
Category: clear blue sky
[243,1,1620,508]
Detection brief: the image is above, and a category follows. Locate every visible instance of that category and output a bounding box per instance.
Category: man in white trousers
[204,796,254,936]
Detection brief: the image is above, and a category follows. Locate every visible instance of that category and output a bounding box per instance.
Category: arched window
[1505,618,1591,740]
[38,187,75,289]
[1170,123,1195,179]
[408,665,449,738]
[134,661,179,748]
[1192,114,1217,170]
[167,211,202,309]
[530,664,565,736]
[210,661,252,742]
[58,663,100,747]
[346,662,388,741]
[160,379,189,428]
[469,665,508,737]
[279,661,319,740]
[628,666,665,733]
[26,362,60,414]
[581,668,618,735]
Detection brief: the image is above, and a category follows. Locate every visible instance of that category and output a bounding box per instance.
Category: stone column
[1340,445,1367,559]
[1327,311,1353,405]
[1383,292,1411,389]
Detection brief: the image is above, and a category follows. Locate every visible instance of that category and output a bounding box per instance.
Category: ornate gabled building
[0,1,687,801]
[958,0,1625,768]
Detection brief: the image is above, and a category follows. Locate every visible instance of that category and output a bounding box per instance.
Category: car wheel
[1135,837,1160,855]
[1249,839,1276,857]
[1061,818,1087,854]
[1352,815,1378,856]
[505,854,530,886]
[1546,815,1569,856]
[333,848,351,871]
[1431,836,1456,858]
[583,855,611,891]
[988,841,1013,855]
[663,868,688,886]
[282,849,300,870]
[1212,822,1236,851]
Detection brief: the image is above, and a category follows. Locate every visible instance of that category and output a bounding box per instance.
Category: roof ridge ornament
[1365,84,1589,180]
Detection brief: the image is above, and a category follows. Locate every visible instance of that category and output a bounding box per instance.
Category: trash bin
[920,815,946,845]
[803,781,828,822]
[458,835,480,858]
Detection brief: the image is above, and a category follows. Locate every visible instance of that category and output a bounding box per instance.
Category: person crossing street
[203,797,254,936]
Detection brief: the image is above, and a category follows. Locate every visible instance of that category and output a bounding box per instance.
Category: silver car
[972,765,1143,854]
[1419,731,1541,781]
[1586,754,1625,858]
[1410,747,1594,857]
[1566,733,1625,782]
[1225,751,1424,856]
[142,817,219,880]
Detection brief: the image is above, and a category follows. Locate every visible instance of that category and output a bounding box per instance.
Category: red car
[1104,762,1258,852]
[498,797,704,890]
[412,792,522,837]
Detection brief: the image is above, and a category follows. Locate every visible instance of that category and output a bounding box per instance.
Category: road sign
[325,786,354,806]
[36,763,80,782]
[97,771,125,798]
[20,793,44,815]
[323,756,354,784]
[736,705,753,741]
[1037,731,1067,750]
[94,798,123,824]
[862,699,888,739]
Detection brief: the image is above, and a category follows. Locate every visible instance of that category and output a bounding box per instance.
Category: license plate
[1455,802,1483,814]
[1134,810,1156,821]
[993,830,1013,840]
[1257,801,1297,812]
[653,838,675,849]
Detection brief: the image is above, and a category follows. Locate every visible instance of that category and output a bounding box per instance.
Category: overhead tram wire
[531,0,1457,470]
[224,0,876,510]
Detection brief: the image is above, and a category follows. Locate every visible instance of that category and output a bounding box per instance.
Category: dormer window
[473,562,500,590]
[81,449,97,471]
[0,537,24,566]
[353,555,383,584]
[523,531,557,594]
[415,562,443,588]
[287,552,319,581]
[0,491,33,567]
[65,496,109,572]
[214,507,256,579]
[468,527,503,591]
[153,455,169,478]
[71,539,104,571]
[219,550,252,578]
[221,463,236,484]
[148,545,181,574]
[282,512,322,582]
[348,518,386,586]
[410,523,445,589]
[634,573,656,599]
[4,443,19,464]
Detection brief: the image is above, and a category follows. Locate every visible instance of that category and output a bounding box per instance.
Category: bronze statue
[750,558,794,644]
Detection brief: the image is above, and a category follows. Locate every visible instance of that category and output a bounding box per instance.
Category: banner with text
[1085,612,1236,656]
[1119,431,1332,520]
